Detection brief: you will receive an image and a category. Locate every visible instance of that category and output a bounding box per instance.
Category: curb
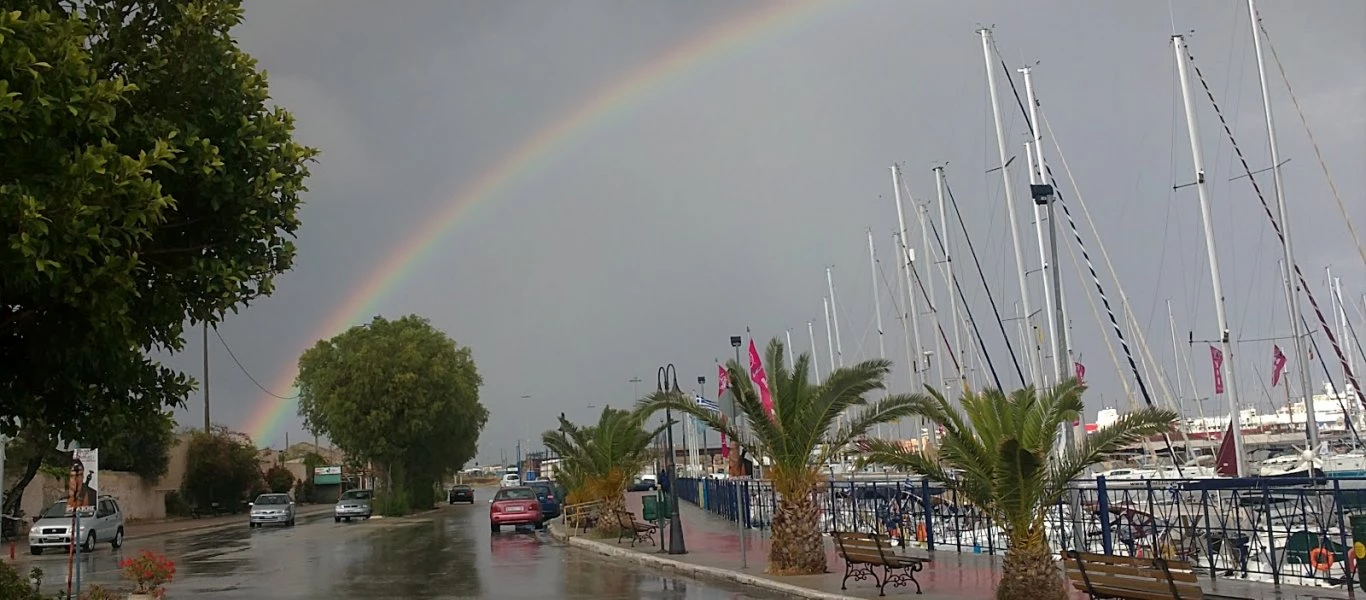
[548,523,860,600]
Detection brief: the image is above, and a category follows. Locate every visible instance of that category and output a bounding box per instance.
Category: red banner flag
[1074,362,1086,385]
[748,339,775,418]
[1210,346,1225,394]
[1271,345,1287,387]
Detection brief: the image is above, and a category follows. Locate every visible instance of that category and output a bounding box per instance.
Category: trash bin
[642,495,659,523]
[1351,514,1366,589]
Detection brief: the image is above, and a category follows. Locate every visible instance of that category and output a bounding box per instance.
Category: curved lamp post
[657,364,687,555]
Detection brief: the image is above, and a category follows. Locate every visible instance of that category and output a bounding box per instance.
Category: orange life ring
[1310,547,1335,572]
[915,523,927,542]
[1348,552,1357,574]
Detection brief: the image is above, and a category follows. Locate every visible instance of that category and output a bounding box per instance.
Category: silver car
[248,493,296,528]
[28,496,125,555]
[333,489,374,522]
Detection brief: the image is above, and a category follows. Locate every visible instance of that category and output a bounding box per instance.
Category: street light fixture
[657,364,686,555]
[727,334,747,569]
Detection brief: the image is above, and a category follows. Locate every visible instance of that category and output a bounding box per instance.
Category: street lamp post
[657,364,687,555]
[728,335,747,570]
[697,375,707,474]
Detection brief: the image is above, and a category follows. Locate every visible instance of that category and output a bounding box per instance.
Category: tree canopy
[296,315,487,512]
[0,0,315,443]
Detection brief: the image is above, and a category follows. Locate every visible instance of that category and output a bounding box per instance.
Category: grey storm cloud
[161,0,1364,466]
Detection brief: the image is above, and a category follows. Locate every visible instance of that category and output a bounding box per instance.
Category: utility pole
[203,322,211,432]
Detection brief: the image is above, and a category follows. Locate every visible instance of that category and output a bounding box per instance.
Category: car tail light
[491,504,501,513]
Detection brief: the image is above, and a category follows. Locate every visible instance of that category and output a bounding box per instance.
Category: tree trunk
[768,488,826,575]
[996,531,1067,600]
[595,492,627,537]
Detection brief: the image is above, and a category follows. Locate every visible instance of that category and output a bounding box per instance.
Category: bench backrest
[1064,550,1203,600]
[834,532,895,564]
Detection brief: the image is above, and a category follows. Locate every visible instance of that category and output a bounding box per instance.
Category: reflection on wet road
[17,487,776,599]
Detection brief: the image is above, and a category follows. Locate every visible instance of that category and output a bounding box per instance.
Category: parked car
[249,493,296,528]
[489,487,542,532]
[449,485,474,504]
[499,473,521,487]
[525,481,561,521]
[627,477,655,492]
[27,496,124,555]
[334,489,373,522]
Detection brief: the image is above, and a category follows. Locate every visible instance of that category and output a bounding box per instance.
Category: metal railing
[676,475,1366,588]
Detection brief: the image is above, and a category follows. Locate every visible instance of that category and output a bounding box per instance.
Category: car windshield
[40,501,93,519]
[496,488,534,500]
[255,495,289,505]
[339,490,372,501]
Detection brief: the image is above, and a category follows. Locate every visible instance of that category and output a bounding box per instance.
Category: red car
[489,486,542,532]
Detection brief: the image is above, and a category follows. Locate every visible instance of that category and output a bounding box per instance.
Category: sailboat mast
[980,28,1041,388]
[868,229,888,438]
[808,320,822,385]
[892,165,925,388]
[868,230,888,363]
[933,166,965,396]
[785,329,796,371]
[917,203,949,396]
[1024,142,1055,388]
[1166,299,1189,412]
[1173,34,1247,476]
[827,267,845,368]
[1248,0,1318,449]
[824,297,836,373]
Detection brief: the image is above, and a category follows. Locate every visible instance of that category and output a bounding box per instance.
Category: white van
[499,473,521,487]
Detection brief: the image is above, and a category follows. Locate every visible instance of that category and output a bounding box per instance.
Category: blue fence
[676,475,1366,588]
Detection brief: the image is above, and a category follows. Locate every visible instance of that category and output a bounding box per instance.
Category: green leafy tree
[639,338,919,575]
[264,465,295,494]
[1,0,313,514]
[296,315,488,514]
[91,410,176,481]
[181,426,261,512]
[0,0,314,443]
[859,380,1177,600]
[541,408,665,535]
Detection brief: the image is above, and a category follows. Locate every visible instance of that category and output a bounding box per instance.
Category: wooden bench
[834,531,930,596]
[614,510,657,547]
[1064,550,1203,600]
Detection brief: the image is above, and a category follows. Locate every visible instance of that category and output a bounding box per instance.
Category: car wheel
[111,527,124,549]
[82,532,96,553]
[287,518,295,527]
[490,523,499,533]
[334,517,341,523]
[29,547,41,556]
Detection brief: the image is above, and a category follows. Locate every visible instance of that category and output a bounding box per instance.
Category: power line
[212,327,299,400]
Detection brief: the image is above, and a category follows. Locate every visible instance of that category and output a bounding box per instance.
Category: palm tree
[859,379,1178,600]
[542,406,665,535]
[639,338,921,575]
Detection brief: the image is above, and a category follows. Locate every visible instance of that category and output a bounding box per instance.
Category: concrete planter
[128,594,155,600]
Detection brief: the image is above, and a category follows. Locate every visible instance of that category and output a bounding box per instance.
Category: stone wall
[16,432,195,523]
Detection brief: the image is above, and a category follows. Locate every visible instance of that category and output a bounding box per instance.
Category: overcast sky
[162,0,1366,466]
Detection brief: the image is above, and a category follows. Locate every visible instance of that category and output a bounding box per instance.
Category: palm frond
[1043,407,1179,506]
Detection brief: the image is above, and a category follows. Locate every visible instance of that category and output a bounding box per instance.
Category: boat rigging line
[940,171,1018,392]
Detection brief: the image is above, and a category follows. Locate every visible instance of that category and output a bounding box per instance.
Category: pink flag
[1074,362,1086,385]
[1210,346,1225,394]
[717,364,730,458]
[1271,345,1287,387]
[748,339,775,418]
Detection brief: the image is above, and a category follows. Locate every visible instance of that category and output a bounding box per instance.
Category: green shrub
[181,427,262,513]
[376,488,410,517]
[163,490,192,517]
[0,563,42,600]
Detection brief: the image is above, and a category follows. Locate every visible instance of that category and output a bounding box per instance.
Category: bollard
[1350,513,1366,590]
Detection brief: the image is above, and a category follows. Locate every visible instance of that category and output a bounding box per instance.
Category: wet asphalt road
[15,487,778,600]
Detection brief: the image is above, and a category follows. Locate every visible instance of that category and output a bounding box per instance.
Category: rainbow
[243,0,838,447]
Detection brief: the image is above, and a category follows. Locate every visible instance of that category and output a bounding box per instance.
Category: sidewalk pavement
[552,491,1351,600]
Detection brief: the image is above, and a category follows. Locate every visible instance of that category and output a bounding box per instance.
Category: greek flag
[694,394,721,414]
